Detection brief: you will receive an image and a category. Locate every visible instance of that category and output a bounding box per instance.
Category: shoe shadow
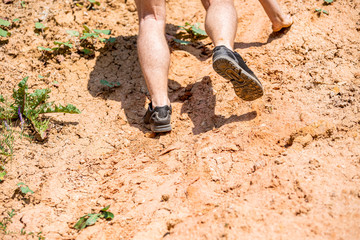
[234,25,292,50]
[173,76,257,135]
[88,36,256,134]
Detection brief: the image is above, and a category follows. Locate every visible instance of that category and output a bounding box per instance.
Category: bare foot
[272,14,293,32]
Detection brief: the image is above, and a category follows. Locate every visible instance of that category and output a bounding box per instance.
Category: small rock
[161,194,170,202]
[293,133,313,147]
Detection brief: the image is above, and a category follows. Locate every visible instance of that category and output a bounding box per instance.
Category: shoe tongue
[154,106,170,118]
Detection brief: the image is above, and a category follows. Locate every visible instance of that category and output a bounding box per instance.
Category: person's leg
[135,0,170,108]
[201,0,237,50]
[258,0,293,32]
[201,0,264,101]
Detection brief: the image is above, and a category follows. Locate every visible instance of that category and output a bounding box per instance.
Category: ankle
[151,98,170,108]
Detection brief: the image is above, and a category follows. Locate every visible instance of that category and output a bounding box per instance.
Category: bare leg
[201,0,237,50]
[258,0,293,32]
[135,0,170,107]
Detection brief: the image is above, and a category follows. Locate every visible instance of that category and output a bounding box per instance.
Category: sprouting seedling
[0,166,6,182]
[0,19,11,38]
[100,79,121,88]
[37,41,73,55]
[66,25,112,55]
[34,22,47,35]
[0,209,15,234]
[315,8,329,15]
[324,0,333,4]
[35,22,46,30]
[174,22,207,45]
[20,1,26,8]
[17,182,34,194]
[74,205,114,230]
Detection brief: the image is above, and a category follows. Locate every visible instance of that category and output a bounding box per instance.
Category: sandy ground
[0,0,360,239]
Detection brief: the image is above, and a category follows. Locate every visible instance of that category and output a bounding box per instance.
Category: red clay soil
[0,0,359,239]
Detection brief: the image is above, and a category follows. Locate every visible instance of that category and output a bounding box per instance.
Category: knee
[202,0,234,10]
[136,1,166,23]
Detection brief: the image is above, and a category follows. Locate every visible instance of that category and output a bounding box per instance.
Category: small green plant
[0,166,6,182]
[34,22,47,35]
[17,182,34,194]
[100,79,121,88]
[74,205,114,230]
[0,77,81,140]
[174,22,207,45]
[315,8,329,15]
[20,1,26,8]
[67,25,113,55]
[0,19,11,38]
[0,120,14,158]
[324,0,333,4]
[0,209,15,234]
[38,41,73,56]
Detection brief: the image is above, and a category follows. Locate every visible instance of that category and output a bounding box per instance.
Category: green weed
[174,22,207,45]
[100,79,120,88]
[0,209,15,234]
[0,76,81,140]
[0,18,18,38]
[0,166,6,182]
[74,205,114,230]
[17,182,34,195]
[315,8,329,15]
[67,25,113,55]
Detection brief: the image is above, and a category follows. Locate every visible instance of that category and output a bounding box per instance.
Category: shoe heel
[151,124,172,133]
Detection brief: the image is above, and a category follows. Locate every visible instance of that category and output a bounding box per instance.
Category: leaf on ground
[93,29,111,35]
[35,22,45,29]
[88,0,100,6]
[54,41,73,48]
[0,19,11,27]
[81,48,93,55]
[100,79,120,88]
[73,216,87,230]
[17,182,34,194]
[38,46,53,51]
[66,30,79,37]
[80,32,98,39]
[173,39,191,45]
[0,171,6,182]
[191,23,207,36]
[83,25,91,33]
[85,213,101,226]
[0,28,10,37]
[106,37,116,43]
[12,18,20,22]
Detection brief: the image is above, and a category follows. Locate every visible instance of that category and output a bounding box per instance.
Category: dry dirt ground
[1,0,360,239]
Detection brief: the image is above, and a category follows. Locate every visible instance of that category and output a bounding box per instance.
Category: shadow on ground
[88,33,258,134]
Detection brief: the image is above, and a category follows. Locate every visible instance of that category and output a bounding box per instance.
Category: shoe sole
[213,55,264,101]
[151,124,172,133]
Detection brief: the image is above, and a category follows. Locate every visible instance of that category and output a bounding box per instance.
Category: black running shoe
[143,102,172,133]
[212,45,264,101]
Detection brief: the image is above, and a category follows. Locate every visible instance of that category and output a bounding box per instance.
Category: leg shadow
[175,76,257,135]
